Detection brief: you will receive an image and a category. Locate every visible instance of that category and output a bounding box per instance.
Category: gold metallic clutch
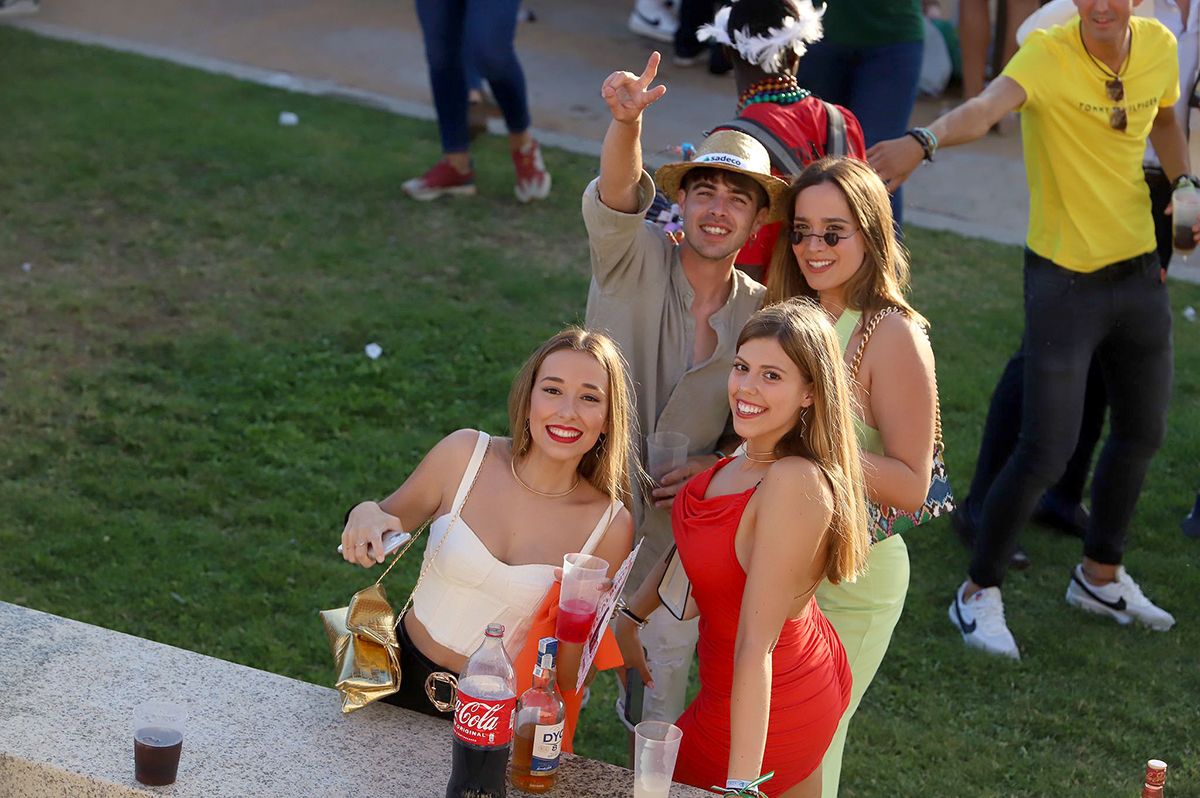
[319,580,404,714]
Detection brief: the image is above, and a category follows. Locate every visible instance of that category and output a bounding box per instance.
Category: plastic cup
[633,720,683,798]
[647,431,689,483]
[1173,188,1200,253]
[556,552,609,644]
[133,701,186,786]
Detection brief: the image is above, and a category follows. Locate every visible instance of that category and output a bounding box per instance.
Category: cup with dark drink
[1172,183,1200,254]
[556,553,609,644]
[133,701,186,786]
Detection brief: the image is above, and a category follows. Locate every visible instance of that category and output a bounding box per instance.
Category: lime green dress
[816,309,912,797]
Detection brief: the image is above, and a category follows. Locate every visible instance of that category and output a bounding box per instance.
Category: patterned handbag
[850,306,955,543]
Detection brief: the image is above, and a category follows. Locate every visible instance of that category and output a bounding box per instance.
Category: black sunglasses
[789,228,860,247]
[1106,78,1127,131]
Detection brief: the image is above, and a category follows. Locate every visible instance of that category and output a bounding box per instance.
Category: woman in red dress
[615,299,869,797]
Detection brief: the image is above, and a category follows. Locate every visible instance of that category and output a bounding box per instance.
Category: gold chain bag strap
[318,437,490,714]
[850,307,955,542]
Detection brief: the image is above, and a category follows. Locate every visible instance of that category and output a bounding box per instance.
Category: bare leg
[1001,0,1040,66]
[959,0,990,100]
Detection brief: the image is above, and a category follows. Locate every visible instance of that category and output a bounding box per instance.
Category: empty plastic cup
[633,720,683,798]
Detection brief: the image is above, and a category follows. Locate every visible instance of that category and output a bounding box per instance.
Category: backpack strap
[822,100,848,158]
[718,117,806,176]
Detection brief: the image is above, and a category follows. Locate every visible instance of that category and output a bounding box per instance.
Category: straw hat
[654,129,790,222]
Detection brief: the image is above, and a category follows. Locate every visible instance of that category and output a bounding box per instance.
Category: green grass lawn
[1,26,1198,797]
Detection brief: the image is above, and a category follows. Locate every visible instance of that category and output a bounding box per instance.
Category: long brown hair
[767,157,927,328]
[737,299,869,584]
[507,327,636,508]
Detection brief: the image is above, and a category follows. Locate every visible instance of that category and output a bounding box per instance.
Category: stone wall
[0,602,707,797]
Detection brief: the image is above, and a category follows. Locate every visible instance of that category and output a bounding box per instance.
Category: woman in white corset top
[340,327,636,719]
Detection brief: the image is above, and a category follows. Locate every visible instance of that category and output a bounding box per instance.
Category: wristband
[712,771,774,797]
[905,127,937,162]
[616,598,649,629]
[1173,174,1200,190]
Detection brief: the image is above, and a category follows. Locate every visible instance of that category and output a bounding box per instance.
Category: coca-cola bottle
[447,623,517,798]
[1141,759,1167,797]
[509,637,566,794]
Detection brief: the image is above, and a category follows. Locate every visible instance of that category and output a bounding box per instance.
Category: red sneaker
[402,160,476,201]
[512,140,551,203]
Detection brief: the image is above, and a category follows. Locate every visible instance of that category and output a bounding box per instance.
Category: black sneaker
[952,503,1031,570]
[1181,493,1200,539]
[1032,493,1088,539]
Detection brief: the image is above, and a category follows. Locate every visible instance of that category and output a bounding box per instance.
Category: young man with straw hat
[582,51,788,734]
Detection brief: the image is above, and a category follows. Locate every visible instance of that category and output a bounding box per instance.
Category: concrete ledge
[0,602,707,797]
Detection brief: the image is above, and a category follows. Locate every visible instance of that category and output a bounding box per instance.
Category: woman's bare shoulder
[759,457,833,511]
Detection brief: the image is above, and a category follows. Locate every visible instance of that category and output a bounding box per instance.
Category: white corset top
[411,432,619,659]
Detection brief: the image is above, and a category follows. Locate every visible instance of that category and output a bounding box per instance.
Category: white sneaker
[1065,565,1176,631]
[0,0,40,16]
[948,581,1020,659]
[628,0,678,43]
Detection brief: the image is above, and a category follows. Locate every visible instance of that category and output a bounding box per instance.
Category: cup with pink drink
[556,553,609,644]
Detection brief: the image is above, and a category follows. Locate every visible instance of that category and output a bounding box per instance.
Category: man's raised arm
[597,51,668,213]
[867,76,1028,193]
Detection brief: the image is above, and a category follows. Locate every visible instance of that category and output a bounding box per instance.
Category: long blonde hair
[737,299,869,584]
[767,157,927,328]
[507,327,636,508]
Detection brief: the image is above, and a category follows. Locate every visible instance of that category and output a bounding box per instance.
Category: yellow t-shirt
[1003,16,1180,272]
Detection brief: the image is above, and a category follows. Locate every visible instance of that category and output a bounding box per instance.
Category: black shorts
[380,615,456,720]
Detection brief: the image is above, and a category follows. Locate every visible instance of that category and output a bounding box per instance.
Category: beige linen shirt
[582,172,766,581]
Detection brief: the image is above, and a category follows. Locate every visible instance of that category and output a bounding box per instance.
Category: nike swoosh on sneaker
[953,595,977,634]
[1071,571,1127,611]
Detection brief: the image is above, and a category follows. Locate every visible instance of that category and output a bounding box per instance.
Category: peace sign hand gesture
[601,51,668,125]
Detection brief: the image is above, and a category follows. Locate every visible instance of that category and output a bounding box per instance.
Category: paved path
[6,0,1200,283]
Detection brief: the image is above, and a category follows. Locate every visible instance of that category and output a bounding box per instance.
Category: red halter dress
[670,458,852,794]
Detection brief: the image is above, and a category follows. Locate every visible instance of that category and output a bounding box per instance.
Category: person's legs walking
[842,40,924,225]
[952,251,1104,658]
[464,0,550,202]
[406,0,477,200]
[1066,255,1175,630]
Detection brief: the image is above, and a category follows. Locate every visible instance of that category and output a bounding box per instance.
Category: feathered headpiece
[697,0,825,73]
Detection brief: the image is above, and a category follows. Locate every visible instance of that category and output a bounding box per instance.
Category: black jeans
[961,166,1174,525]
[1144,165,1174,271]
[969,249,1172,587]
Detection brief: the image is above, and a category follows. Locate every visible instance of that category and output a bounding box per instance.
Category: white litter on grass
[1184,306,1197,322]
[265,73,303,90]
[278,111,299,126]
[364,342,383,360]
[21,262,31,272]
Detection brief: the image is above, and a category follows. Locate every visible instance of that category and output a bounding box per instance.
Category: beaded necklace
[736,74,810,113]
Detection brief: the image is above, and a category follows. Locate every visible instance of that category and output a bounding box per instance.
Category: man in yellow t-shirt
[870,0,1190,660]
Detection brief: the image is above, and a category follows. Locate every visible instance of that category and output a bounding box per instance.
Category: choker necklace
[743,449,780,464]
[511,457,579,498]
[737,74,810,113]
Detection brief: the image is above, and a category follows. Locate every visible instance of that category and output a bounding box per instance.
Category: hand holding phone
[337,530,411,557]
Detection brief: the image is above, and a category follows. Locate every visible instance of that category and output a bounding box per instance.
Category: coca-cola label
[453,689,516,748]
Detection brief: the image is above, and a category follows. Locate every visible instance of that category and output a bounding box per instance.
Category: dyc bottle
[510,637,566,793]
[447,624,517,798]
